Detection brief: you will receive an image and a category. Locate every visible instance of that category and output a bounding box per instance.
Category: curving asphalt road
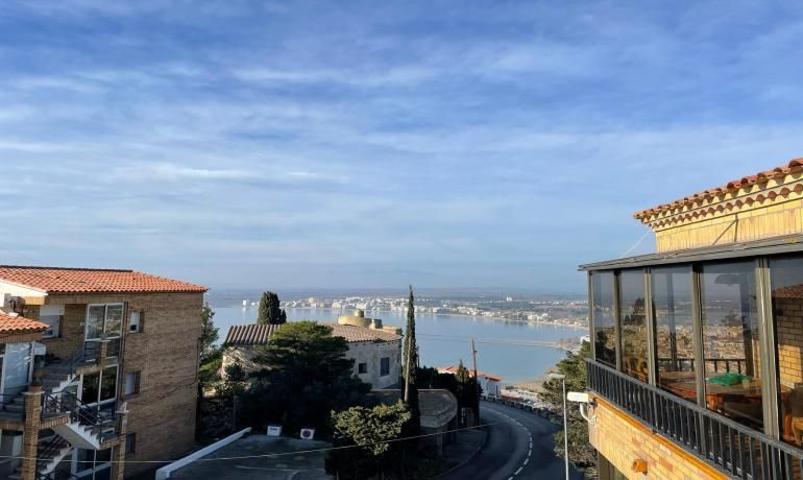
[441,401,585,480]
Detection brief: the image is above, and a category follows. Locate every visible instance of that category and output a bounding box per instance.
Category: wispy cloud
[106,162,348,185]
[1,1,802,289]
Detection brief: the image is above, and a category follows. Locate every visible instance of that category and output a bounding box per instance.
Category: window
[76,448,112,478]
[86,304,124,359]
[86,304,124,339]
[769,255,803,447]
[124,371,141,397]
[81,365,118,404]
[619,270,648,381]
[701,261,763,430]
[129,311,142,333]
[100,366,118,402]
[380,357,390,377]
[39,305,63,338]
[81,371,100,404]
[652,265,696,401]
[358,363,368,374]
[125,433,136,455]
[592,271,617,367]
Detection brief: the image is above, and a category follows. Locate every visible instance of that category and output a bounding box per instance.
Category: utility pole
[471,338,480,426]
[471,338,478,381]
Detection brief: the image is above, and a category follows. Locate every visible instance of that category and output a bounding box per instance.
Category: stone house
[0,265,206,480]
[222,319,402,389]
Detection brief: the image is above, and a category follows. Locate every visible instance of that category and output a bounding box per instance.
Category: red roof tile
[0,311,48,335]
[0,265,207,294]
[439,366,503,382]
[634,158,803,221]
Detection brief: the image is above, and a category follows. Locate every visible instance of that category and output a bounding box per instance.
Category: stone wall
[347,340,401,389]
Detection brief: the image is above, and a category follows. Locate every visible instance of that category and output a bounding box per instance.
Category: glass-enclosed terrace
[582,236,803,479]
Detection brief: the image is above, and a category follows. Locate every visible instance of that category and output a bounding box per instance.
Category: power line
[0,421,499,465]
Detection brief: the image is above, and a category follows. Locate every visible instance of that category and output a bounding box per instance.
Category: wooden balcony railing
[587,359,803,480]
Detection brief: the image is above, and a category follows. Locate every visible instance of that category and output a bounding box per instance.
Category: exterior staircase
[5,345,117,480]
[43,391,116,450]
[8,433,72,480]
[40,363,78,393]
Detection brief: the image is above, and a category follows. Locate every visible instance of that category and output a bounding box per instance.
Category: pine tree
[257,291,287,325]
[402,285,420,433]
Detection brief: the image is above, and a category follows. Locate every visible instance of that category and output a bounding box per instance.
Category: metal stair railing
[41,390,118,442]
[36,435,69,471]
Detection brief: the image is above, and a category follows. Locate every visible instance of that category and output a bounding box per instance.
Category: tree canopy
[540,341,596,477]
[257,291,287,325]
[402,285,420,432]
[199,303,219,363]
[239,321,370,435]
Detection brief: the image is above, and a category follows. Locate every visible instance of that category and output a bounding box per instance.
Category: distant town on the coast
[208,289,589,330]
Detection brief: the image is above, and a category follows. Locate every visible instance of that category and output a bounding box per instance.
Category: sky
[2,1,803,293]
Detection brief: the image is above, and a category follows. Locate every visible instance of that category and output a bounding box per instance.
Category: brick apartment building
[580,159,803,479]
[0,266,206,480]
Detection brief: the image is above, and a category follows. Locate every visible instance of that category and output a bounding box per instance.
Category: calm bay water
[212,304,583,383]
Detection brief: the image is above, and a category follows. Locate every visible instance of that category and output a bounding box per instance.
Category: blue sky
[2,1,803,292]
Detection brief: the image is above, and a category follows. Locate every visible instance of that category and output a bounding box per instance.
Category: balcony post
[588,272,596,360]
[21,385,43,480]
[756,257,780,440]
[613,271,623,372]
[111,402,129,480]
[99,339,109,368]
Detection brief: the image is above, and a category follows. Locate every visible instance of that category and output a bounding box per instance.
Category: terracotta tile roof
[634,158,803,221]
[224,323,283,346]
[223,322,401,347]
[329,324,402,343]
[0,311,48,335]
[439,366,503,382]
[0,265,207,294]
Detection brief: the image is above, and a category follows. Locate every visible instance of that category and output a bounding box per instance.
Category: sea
[210,302,584,384]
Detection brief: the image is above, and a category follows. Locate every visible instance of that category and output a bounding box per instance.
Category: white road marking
[491,406,535,478]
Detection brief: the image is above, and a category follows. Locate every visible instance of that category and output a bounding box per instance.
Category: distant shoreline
[219,304,588,331]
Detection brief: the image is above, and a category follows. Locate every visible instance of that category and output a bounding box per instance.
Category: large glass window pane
[652,266,696,402]
[592,271,617,367]
[701,261,763,431]
[100,366,118,402]
[104,305,123,338]
[620,270,648,381]
[86,306,105,340]
[769,256,803,447]
[81,372,100,404]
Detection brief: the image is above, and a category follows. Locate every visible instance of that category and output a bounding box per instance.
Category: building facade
[581,159,803,480]
[223,319,402,389]
[0,266,206,480]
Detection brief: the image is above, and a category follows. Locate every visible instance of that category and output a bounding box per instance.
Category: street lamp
[547,373,569,480]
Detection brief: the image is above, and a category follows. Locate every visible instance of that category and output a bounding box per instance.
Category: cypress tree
[402,285,420,433]
[257,291,287,325]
